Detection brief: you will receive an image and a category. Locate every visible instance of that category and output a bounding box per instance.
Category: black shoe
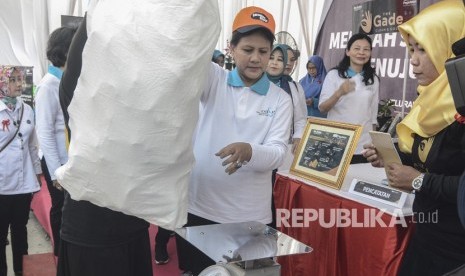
[154,243,169,265]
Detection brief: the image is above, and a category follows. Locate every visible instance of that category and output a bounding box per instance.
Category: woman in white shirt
[0,66,42,276]
[176,7,292,275]
[319,33,379,163]
[35,26,76,257]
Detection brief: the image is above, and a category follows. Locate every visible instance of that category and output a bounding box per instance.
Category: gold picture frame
[290,118,362,190]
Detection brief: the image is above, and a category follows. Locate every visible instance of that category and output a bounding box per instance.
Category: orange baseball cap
[232,6,275,35]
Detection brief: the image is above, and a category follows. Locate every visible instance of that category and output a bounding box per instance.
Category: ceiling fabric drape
[67,0,77,15]
[0,0,86,83]
[0,0,48,82]
[0,0,327,83]
[297,0,311,56]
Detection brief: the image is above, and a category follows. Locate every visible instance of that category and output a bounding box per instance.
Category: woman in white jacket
[0,66,42,276]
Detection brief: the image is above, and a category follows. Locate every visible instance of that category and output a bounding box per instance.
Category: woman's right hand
[216,142,252,175]
[337,80,355,97]
[362,143,384,168]
[53,180,64,191]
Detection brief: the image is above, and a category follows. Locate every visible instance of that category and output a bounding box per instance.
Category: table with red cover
[274,164,415,276]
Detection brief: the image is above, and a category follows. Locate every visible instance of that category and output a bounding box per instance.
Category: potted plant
[377,99,395,131]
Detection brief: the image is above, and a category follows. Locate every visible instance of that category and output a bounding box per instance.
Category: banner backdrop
[314,0,438,113]
[352,0,418,35]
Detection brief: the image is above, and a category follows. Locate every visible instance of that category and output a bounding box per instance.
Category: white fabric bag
[55,0,220,230]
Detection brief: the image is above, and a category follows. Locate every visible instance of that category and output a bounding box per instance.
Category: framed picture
[290,118,362,190]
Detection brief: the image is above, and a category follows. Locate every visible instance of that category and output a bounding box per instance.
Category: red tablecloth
[30,178,53,243]
[274,174,414,276]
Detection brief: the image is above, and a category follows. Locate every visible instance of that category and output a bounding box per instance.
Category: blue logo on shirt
[257,108,276,117]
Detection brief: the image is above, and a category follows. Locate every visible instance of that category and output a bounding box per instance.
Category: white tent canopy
[0,0,328,84]
[0,0,88,83]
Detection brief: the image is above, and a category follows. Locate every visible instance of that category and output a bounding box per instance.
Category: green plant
[377,99,395,131]
[378,99,395,118]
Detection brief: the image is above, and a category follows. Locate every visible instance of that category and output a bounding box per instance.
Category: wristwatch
[412,173,425,192]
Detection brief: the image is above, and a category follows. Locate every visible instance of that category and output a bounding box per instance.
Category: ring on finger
[235,161,242,169]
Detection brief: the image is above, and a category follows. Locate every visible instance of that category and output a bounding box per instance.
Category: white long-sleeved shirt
[319,70,379,154]
[35,71,68,180]
[188,63,292,224]
[0,99,41,194]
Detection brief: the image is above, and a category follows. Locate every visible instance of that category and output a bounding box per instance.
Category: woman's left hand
[385,163,421,192]
[216,142,252,175]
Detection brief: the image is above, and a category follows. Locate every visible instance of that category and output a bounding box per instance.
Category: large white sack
[55,0,220,230]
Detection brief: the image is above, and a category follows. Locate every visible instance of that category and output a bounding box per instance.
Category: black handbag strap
[0,103,24,153]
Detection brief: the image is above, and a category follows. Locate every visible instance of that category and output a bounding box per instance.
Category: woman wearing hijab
[299,55,327,117]
[266,44,307,228]
[267,44,307,154]
[266,44,288,86]
[363,1,465,275]
[211,49,225,68]
[0,66,42,276]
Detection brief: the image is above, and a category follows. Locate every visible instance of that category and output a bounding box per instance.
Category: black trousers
[40,158,64,256]
[155,227,172,247]
[270,169,278,229]
[0,193,33,276]
[175,213,217,275]
[399,236,465,276]
[56,229,152,276]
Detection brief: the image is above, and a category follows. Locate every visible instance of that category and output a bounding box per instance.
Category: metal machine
[175,221,312,276]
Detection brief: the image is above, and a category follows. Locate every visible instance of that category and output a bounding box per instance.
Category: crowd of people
[1,1,465,276]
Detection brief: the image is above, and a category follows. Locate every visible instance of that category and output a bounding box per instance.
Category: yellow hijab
[397,0,465,153]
